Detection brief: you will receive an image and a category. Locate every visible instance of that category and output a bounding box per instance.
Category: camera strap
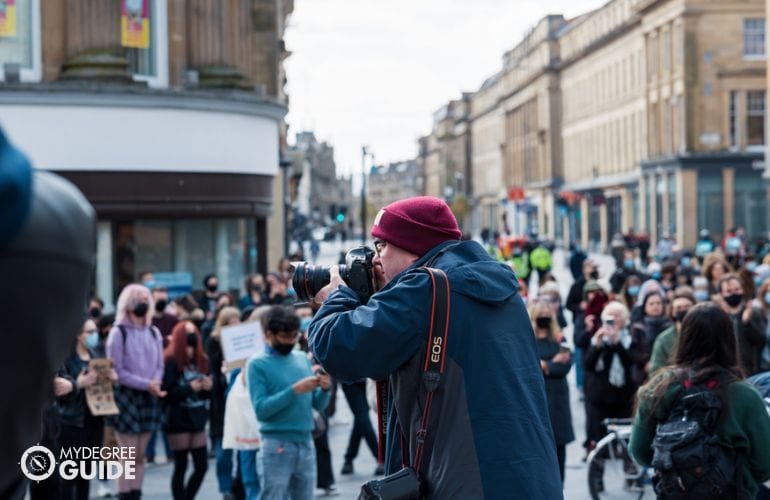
[374,267,450,476]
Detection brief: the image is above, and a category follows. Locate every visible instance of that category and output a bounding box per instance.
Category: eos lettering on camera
[292,246,376,303]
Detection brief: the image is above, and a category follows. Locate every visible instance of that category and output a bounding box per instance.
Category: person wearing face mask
[628,291,672,385]
[55,319,119,500]
[205,306,241,499]
[717,273,767,376]
[239,274,267,310]
[106,284,167,500]
[620,275,643,311]
[161,322,212,500]
[89,297,105,320]
[692,276,711,303]
[194,274,220,321]
[566,259,599,319]
[151,286,178,342]
[530,301,574,482]
[754,279,770,372]
[649,288,696,373]
[610,249,643,294]
[247,306,331,499]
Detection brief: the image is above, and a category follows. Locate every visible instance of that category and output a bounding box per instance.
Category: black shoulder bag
[360,267,450,500]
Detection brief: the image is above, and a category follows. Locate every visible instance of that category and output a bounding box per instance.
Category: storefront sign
[0,0,17,38]
[152,272,193,300]
[121,0,150,49]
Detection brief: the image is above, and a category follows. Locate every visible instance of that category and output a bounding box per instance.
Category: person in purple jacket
[107,284,167,500]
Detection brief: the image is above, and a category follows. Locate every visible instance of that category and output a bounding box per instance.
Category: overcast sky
[284,0,606,179]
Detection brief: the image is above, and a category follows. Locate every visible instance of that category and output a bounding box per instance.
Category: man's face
[152,290,168,303]
[373,239,419,284]
[721,279,743,298]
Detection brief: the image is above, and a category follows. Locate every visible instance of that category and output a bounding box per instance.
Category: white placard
[220,322,265,369]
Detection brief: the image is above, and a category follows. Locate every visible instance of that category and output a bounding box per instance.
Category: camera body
[291,245,376,303]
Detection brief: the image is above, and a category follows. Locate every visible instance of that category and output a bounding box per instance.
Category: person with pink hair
[106,284,167,500]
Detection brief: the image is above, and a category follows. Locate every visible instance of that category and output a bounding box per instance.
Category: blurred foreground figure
[0,127,95,499]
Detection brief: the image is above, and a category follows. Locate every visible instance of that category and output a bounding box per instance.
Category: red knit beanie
[371,196,462,256]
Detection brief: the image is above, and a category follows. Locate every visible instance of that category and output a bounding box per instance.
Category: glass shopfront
[112,218,258,298]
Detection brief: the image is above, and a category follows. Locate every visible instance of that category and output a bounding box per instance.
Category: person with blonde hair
[106,284,166,500]
[205,306,242,498]
[529,300,574,482]
[580,300,643,452]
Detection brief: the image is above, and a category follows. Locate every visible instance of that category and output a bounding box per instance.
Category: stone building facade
[0,0,293,307]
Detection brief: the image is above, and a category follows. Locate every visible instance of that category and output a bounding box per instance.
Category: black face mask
[589,270,599,280]
[133,303,149,318]
[155,300,167,313]
[89,307,102,319]
[206,283,218,293]
[723,293,743,308]
[186,333,198,347]
[273,342,295,356]
[673,311,687,323]
[535,317,552,329]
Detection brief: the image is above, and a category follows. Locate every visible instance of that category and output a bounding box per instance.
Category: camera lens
[291,262,328,302]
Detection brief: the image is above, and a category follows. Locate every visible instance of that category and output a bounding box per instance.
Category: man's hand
[317,372,331,391]
[53,376,74,397]
[292,376,320,394]
[742,301,754,323]
[372,261,387,292]
[312,265,346,308]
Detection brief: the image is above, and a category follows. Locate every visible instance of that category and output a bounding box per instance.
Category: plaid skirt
[107,386,163,434]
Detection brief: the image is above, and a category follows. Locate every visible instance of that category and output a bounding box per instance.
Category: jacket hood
[408,240,520,306]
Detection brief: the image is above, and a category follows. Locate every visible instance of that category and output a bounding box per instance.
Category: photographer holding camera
[308,196,562,499]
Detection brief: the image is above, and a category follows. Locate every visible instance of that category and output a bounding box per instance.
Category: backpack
[651,379,743,499]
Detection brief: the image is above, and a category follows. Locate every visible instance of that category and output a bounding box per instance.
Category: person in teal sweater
[630,302,770,498]
[247,306,330,500]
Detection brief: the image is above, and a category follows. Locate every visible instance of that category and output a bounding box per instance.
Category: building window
[729,91,739,149]
[743,19,766,59]
[746,90,765,147]
[126,0,168,88]
[0,0,41,82]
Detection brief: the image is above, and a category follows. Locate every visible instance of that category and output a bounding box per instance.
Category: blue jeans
[239,449,260,500]
[574,346,584,389]
[213,437,234,494]
[257,438,316,500]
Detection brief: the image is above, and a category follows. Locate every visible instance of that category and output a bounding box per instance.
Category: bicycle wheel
[587,434,644,499]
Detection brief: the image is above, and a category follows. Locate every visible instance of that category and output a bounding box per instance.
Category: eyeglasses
[373,239,386,256]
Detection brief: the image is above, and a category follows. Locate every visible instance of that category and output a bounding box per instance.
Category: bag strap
[412,267,450,475]
[374,267,451,474]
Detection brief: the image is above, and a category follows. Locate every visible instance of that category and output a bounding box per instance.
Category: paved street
[123,241,615,499]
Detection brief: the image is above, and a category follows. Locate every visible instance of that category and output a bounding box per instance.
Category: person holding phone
[583,301,642,451]
[162,321,212,500]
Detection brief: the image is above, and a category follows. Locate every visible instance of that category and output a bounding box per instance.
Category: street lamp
[279,154,293,257]
[361,146,373,244]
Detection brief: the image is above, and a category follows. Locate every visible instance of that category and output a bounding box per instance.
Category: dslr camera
[292,246,376,303]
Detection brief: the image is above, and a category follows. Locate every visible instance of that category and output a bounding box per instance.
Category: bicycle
[586,418,653,499]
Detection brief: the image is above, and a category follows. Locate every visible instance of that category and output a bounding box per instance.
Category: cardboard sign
[85,359,120,416]
[220,322,265,371]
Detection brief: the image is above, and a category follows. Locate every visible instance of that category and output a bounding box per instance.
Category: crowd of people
[33,260,367,500]
[498,226,770,497]
[33,216,770,499]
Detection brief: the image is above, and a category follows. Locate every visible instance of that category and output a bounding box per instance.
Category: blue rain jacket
[310,240,563,499]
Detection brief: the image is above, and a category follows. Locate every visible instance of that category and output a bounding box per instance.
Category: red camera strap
[374,268,450,474]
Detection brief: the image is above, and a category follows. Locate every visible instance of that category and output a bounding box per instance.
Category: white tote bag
[222,368,261,450]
